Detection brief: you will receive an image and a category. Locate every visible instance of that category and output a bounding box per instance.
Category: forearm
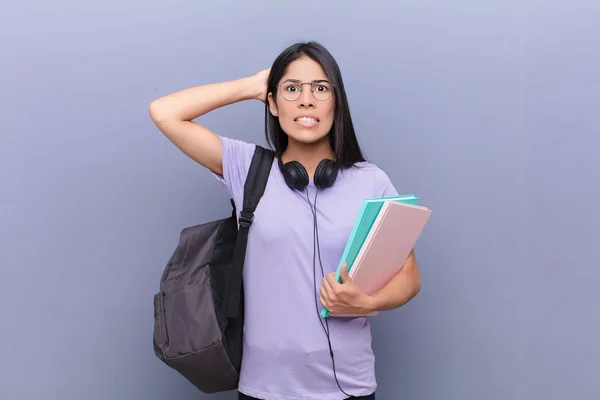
[150,76,261,122]
[370,251,421,311]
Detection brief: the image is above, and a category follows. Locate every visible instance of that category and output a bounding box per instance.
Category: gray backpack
[153,145,274,393]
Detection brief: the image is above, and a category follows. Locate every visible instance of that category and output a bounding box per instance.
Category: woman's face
[268,56,335,146]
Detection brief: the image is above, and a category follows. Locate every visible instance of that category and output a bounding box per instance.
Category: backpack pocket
[159,283,222,359]
[153,292,168,356]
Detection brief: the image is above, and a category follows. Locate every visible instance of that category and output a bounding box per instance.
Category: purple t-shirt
[214,135,399,400]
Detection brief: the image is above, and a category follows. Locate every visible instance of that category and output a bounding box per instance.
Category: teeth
[297,117,317,123]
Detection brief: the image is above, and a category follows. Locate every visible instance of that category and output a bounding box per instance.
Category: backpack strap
[225,145,274,318]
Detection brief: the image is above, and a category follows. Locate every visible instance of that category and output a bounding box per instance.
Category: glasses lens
[311,81,333,101]
[280,81,302,101]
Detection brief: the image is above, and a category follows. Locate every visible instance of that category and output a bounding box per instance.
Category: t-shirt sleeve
[374,167,399,197]
[213,135,257,199]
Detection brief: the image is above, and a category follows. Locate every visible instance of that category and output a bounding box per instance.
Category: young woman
[149,41,421,400]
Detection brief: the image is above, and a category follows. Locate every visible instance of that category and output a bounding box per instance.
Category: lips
[294,116,319,128]
[294,116,320,123]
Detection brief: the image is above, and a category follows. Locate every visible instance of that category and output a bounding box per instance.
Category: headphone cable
[306,189,354,398]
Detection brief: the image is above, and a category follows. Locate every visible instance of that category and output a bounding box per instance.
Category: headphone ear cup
[279,158,309,191]
[314,159,339,188]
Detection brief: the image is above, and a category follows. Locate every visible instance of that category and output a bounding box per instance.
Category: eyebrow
[283,78,331,83]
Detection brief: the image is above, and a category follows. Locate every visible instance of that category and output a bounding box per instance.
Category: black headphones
[278,157,339,191]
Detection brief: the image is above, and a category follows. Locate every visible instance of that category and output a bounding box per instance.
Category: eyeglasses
[277,79,334,102]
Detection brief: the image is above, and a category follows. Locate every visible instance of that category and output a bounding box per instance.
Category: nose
[298,86,314,108]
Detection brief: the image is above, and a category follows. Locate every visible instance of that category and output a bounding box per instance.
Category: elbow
[149,100,166,123]
[149,99,177,124]
[408,251,421,298]
[413,275,421,298]
[408,267,421,300]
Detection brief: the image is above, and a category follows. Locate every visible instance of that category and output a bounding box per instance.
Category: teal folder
[320,194,420,318]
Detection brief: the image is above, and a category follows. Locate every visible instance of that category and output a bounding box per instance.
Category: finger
[321,296,336,316]
[322,276,336,299]
[325,272,341,288]
[319,295,330,309]
[339,263,350,282]
[319,285,329,302]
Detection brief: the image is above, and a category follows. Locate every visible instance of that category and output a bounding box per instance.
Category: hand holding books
[319,262,379,317]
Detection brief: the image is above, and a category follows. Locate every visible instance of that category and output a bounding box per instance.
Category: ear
[267,92,278,116]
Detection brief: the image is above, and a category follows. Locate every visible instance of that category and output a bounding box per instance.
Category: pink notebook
[349,200,432,297]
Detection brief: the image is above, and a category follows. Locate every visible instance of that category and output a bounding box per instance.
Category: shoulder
[218,135,258,167]
[214,135,261,190]
[344,161,399,197]
[350,161,393,181]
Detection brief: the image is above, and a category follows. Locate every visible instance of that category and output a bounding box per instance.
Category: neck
[281,138,335,179]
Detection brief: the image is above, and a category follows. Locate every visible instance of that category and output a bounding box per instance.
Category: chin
[288,130,330,146]
[281,122,332,146]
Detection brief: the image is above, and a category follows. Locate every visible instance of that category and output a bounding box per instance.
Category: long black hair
[264,41,366,169]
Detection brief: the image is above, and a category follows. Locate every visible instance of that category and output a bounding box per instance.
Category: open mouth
[294,116,320,127]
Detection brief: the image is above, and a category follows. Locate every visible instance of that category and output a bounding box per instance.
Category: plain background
[2,1,599,399]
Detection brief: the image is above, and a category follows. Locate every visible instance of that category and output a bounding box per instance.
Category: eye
[282,82,300,92]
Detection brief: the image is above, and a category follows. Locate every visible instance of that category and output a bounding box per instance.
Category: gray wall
[2,1,599,399]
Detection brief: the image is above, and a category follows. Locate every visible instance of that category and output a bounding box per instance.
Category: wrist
[240,75,264,102]
[364,294,380,313]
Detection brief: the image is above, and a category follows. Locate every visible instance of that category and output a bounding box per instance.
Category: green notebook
[320,194,420,318]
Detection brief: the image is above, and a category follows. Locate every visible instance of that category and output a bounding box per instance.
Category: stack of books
[321,194,432,318]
